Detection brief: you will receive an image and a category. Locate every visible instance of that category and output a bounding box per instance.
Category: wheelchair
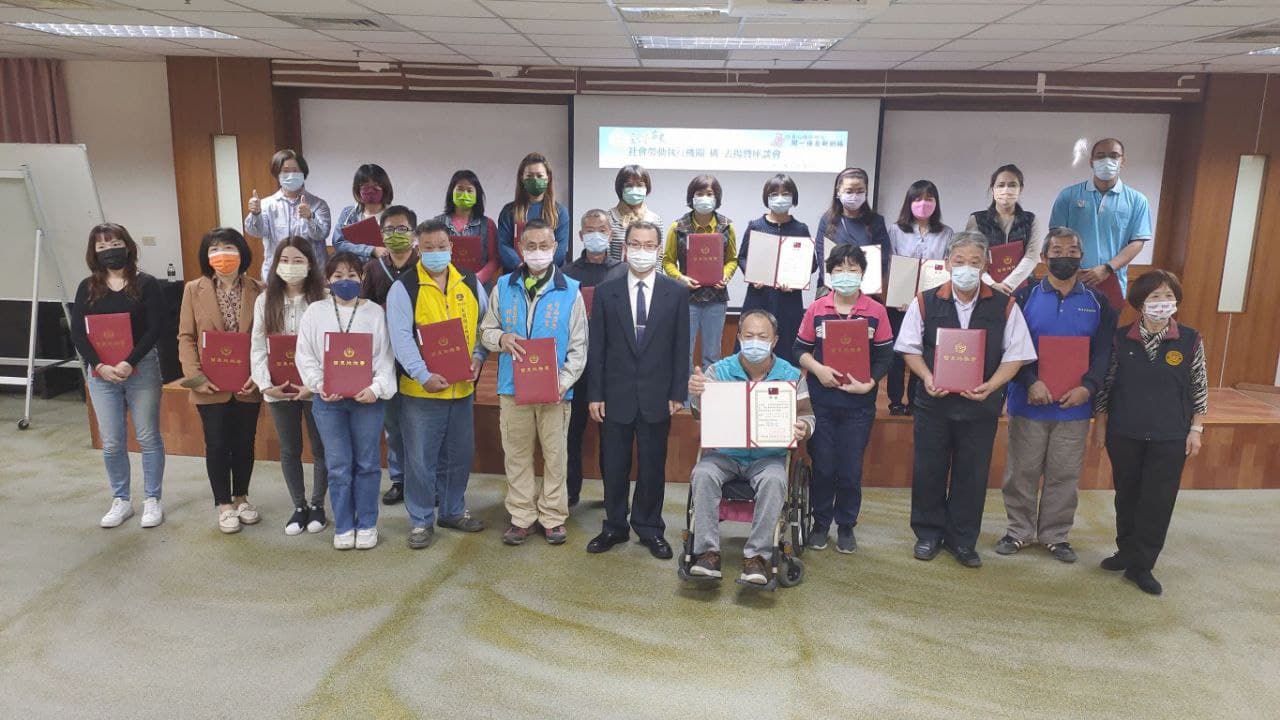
[676,449,812,591]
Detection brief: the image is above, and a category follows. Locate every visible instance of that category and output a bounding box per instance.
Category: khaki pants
[498,396,570,529]
[1001,416,1090,545]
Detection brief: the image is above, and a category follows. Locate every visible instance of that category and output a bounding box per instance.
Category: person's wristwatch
[1190,425,1204,433]
[1102,263,1116,275]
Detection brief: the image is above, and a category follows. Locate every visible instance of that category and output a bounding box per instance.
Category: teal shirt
[703,353,801,464]
[1049,179,1152,293]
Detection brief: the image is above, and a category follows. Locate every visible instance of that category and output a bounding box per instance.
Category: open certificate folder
[743,231,815,290]
[699,380,797,449]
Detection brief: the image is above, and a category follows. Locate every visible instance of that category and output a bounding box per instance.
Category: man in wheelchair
[686,309,813,585]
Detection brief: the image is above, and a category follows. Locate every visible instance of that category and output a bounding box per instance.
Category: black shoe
[1124,567,1163,595]
[586,531,629,554]
[284,507,307,536]
[1046,542,1078,563]
[913,538,941,561]
[836,526,857,554]
[1100,552,1127,571]
[995,534,1026,555]
[568,495,580,508]
[640,535,673,560]
[889,403,909,416]
[947,544,983,568]
[305,504,326,534]
[382,484,403,505]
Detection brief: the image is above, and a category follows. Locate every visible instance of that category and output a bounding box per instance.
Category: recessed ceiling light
[1248,46,1280,55]
[7,23,239,40]
[633,35,838,51]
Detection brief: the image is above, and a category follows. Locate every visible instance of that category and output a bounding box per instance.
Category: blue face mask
[420,250,451,273]
[949,265,981,291]
[740,338,773,364]
[692,196,717,214]
[829,272,863,296]
[622,186,647,206]
[768,194,793,214]
[279,172,305,192]
[329,279,361,301]
[582,231,610,254]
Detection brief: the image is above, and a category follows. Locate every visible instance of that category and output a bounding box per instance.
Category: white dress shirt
[627,270,656,331]
[894,290,1038,363]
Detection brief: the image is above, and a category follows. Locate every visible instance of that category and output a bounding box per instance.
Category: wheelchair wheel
[789,462,811,556]
[777,556,804,588]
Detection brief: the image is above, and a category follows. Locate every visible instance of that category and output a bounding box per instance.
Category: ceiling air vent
[615,4,737,24]
[271,14,409,32]
[1201,24,1280,44]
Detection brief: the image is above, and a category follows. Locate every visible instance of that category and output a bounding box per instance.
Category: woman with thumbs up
[245,149,332,282]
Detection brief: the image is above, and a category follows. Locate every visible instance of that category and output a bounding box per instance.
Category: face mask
[1047,256,1081,281]
[582,231,610,254]
[1093,158,1120,182]
[622,186,647,206]
[279,172,305,192]
[524,248,554,273]
[692,196,717,214]
[453,190,477,210]
[740,338,773,364]
[1143,300,1177,322]
[911,199,937,220]
[993,187,1019,205]
[523,177,549,196]
[329,279,361,301]
[950,265,981,291]
[627,248,658,274]
[420,250,451,273]
[383,231,413,253]
[275,262,309,284]
[840,192,866,210]
[829,271,863,296]
[358,186,383,204]
[97,247,128,271]
[208,250,240,276]
[768,194,793,214]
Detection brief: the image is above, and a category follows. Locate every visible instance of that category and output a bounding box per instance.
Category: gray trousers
[267,400,328,509]
[1001,416,1089,545]
[691,452,787,560]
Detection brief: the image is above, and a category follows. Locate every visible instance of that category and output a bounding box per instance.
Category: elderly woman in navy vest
[965,164,1042,294]
[1092,270,1207,596]
[893,231,1037,568]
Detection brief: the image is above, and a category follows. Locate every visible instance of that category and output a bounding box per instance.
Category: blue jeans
[808,403,876,532]
[401,394,475,529]
[87,350,165,501]
[310,397,385,534]
[384,392,405,487]
[688,301,728,373]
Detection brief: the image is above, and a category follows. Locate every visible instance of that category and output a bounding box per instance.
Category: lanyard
[332,298,360,333]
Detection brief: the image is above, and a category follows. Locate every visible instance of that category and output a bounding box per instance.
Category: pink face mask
[911,199,936,220]
[359,185,383,204]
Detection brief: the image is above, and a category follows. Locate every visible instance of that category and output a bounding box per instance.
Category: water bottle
[167,263,177,281]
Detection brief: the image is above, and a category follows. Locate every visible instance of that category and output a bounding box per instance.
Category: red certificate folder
[686,233,724,286]
[580,286,595,316]
[988,241,1023,285]
[266,334,303,387]
[1096,272,1125,312]
[932,328,986,393]
[1038,335,1089,400]
[323,332,373,398]
[513,337,559,405]
[822,319,871,383]
[200,330,251,391]
[342,216,383,247]
[85,312,133,375]
[452,235,483,273]
[416,318,472,384]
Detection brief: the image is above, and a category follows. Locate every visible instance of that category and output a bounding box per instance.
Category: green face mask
[383,231,413,252]
[453,190,477,210]
[522,177,549,196]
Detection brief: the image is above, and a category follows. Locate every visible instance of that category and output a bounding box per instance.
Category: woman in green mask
[497,152,570,272]
[434,169,500,287]
[333,163,393,261]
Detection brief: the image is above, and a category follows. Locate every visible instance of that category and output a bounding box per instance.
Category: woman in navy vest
[814,167,891,289]
[1092,270,1207,596]
[737,174,812,365]
[966,164,1042,294]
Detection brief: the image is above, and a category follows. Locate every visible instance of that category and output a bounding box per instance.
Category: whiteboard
[879,111,1168,266]
[300,98,569,243]
[0,144,104,302]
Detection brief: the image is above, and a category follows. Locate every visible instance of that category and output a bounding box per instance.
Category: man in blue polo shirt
[998,228,1117,562]
[1049,138,1153,294]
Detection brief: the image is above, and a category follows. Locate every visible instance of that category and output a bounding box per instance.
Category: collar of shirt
[1086,178,1125,197]
[1037,276,1087,299]
[813,291,873,317]
[628,270,654,291]
[691,215,719,233]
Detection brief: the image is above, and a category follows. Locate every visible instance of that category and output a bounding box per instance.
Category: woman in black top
[738,174,812,365]
[813,167,891,289]
[69,223,167,530]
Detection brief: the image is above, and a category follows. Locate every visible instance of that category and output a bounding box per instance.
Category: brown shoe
[502,524,531,546]
[544,525,567,545]
[690,551,722,579]
[740,555,769,585]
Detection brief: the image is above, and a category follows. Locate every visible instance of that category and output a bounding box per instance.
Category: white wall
[63,60,182,279]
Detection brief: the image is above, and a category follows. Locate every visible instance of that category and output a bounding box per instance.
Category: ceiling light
[633,35,837,51]
[7,23,239,40]
[1248,46,1280,55]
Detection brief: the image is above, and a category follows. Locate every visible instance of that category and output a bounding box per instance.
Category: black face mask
[1048,256,1081,281]
[97,247,129,271]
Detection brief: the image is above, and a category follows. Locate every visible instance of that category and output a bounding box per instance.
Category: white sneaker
[234,500,260,525]
[100,498,133,528]
[218,509,241,534]
[140,498,163,528]
[334,530,356,550]
[355,528,378,550]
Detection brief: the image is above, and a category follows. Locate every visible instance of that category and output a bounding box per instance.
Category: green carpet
[0,395,1276,719]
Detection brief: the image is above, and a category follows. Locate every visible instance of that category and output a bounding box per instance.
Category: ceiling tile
[1088,25,1236,41]
[482,1,618,21]
[1143,7,1280,25]
[642,59,726,68]
[620,23,738,37]
[392,16,513,34]
[831,37,948,51]
[985,62,1083,71]
[574,59,641,67]
[726,60,815,69]
[1000,5,1163,25]
[174,38,285,54]
[728,49,825,61]
[229,28,333,42]
[916,50,1022,62]
[130,1,245,10]
[820,50,922,63]
[967,24,1104,40]
[0,9,74,23]
[322,30,428,42]
[359,0,494,16]
[1088,64,1179,72]
[1037,0,1183,4]
[354,41,447,53]
[537,46,636,59]
[809,59,899,70]
[465,54,558,65]
[1046,39,1175,53]
[161,12,296,29]
[895,60,991,70]
[868,3,1022,24]
[1158,41,1280,55]
[737,22,860,38]
[935,38,1056,52]
[854,23,982,39]
[511,19,624,35]
[226,0,365,12]
[428,32,534,47]
[386,53,469,63]
[1129,52,1234,64]
[525,34,633,48]
[39,9,181,25]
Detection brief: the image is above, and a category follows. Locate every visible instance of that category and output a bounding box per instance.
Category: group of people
[71,138,1206,595]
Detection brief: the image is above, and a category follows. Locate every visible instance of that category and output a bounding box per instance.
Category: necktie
[635,280,647,345]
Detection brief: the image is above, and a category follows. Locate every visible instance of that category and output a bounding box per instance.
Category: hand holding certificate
[699,380,797,449]
[744,231,814,290]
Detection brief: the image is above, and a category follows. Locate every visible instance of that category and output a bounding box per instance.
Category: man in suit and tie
[586,221,691,558]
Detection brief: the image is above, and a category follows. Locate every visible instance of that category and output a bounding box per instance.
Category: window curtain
[0,58,72,143]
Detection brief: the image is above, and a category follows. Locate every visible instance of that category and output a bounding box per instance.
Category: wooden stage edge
[88,366,1280,490]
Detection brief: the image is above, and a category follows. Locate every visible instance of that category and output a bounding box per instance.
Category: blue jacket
[493,267,580,399]
[497,201,571,271]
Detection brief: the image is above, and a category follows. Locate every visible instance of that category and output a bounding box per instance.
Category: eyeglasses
[626,243,661,252]
[382,226,412,235]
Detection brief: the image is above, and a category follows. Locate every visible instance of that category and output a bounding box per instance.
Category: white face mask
[691,196,717,214]
[275,262,309,283]
[524,249,554,273]
[627,247,658,274]
[950,265,981,291]
[1093,158,1120,182]
[1143,300,1177,321]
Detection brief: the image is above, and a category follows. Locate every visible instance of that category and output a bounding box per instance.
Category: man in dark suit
[586,221,690,558]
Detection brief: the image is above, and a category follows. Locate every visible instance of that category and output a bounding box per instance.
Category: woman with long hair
[814,167,891,289]
[496,152,570,272]
[434,169,501,286]
[332,163,394,261]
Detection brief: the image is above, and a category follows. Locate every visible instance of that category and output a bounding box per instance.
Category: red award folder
[342,216,383,248]
[266,334,303,387]
[988,241,1023,285]
[822,319,871,383]
[1096,273,1125,312]
[513,337,560,405]
[200,330,251,391]
[580,286,595,316]
[932,328,986,393]
[1038,335,1089,400]
[323,332,373,398]
[452,235,483,272]
[417,318,472,384]
[85,312,133,376]
[686,233,724,286]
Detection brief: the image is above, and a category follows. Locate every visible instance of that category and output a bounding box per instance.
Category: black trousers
[885,308,920,406]
[197,399,261,506]
[566,375,599,502]
[1105,435,1186,570]
[601,414,671,539]
[910,404,999,549]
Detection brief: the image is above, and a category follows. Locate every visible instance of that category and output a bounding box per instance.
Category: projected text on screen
[599,127,849,173]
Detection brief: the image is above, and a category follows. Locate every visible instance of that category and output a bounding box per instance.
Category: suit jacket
[587,272,690,424]
[178,274,264,405]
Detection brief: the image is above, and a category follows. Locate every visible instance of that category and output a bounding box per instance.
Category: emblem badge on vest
[1165,350,1183,367]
